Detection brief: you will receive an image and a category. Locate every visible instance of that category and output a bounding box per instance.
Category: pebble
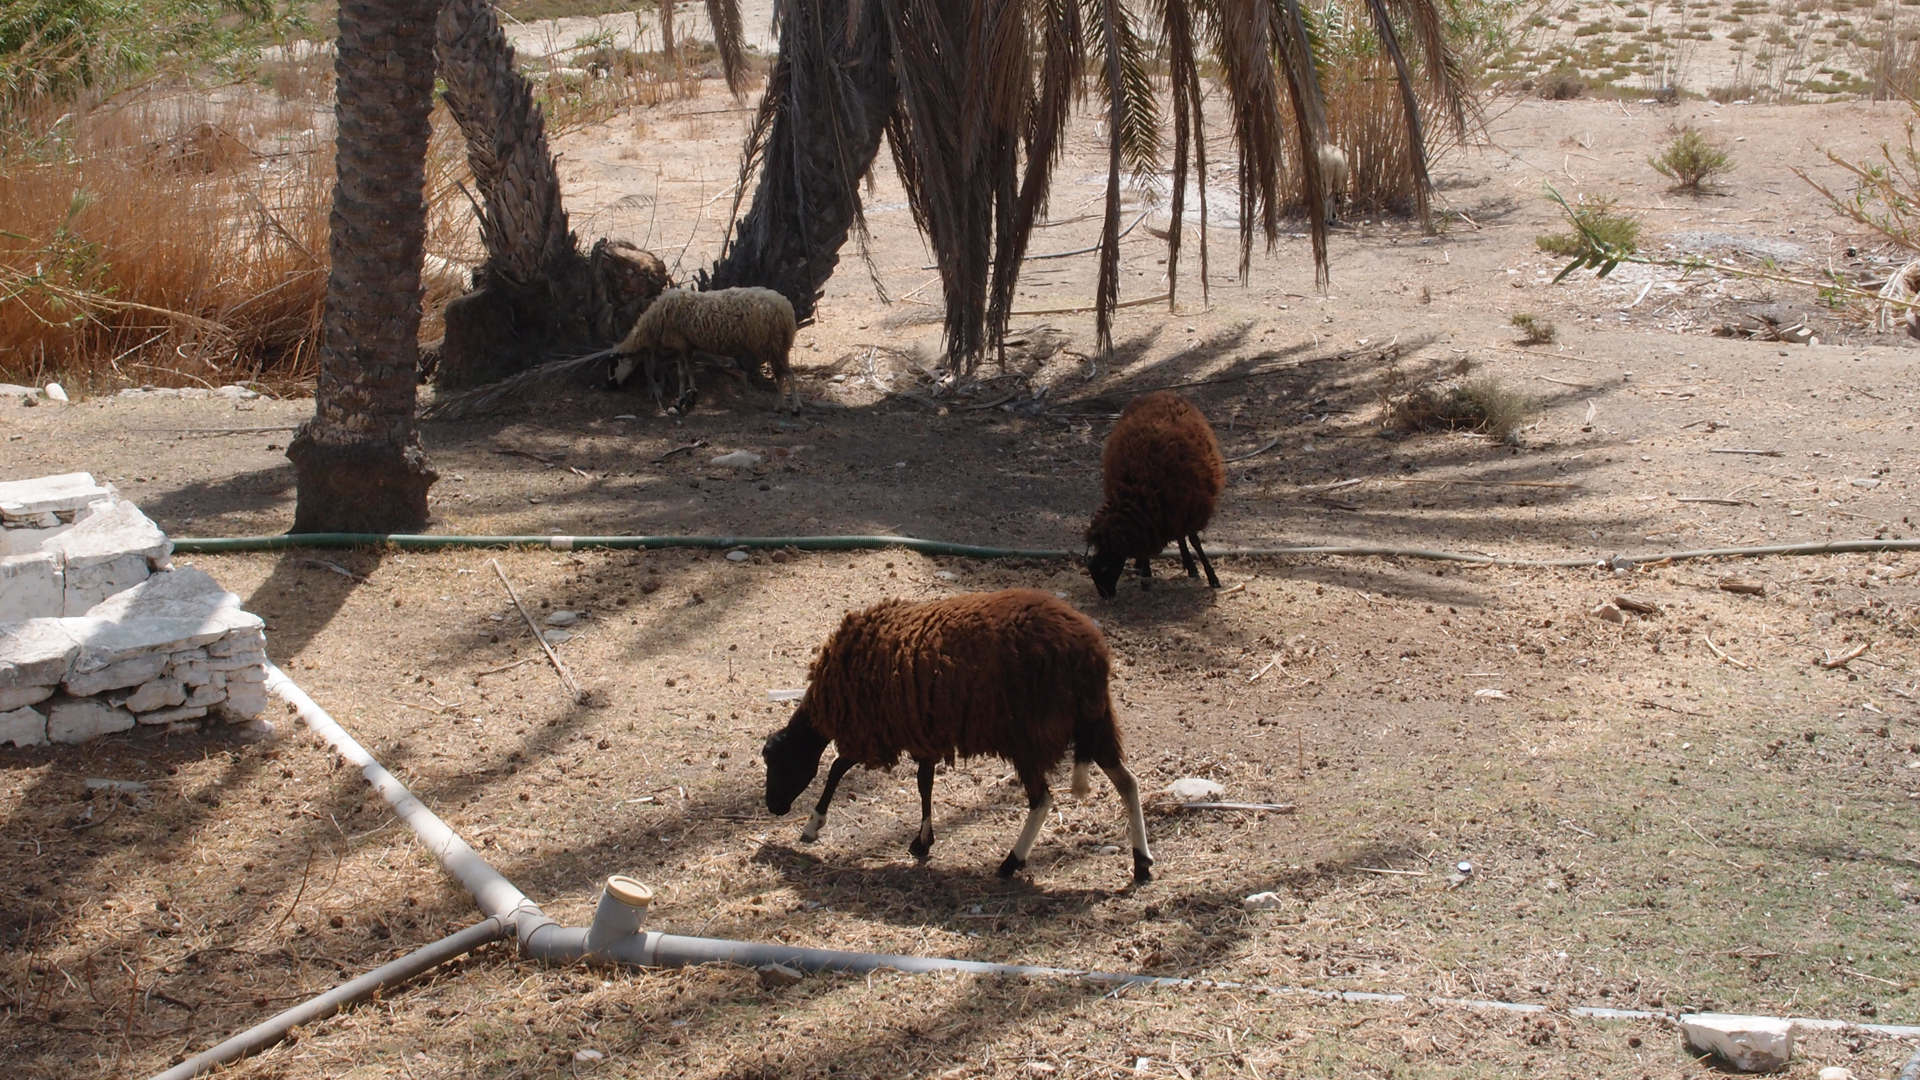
[541,629,573,645]
[1818,1068,1856,1080]
[1680,1014,1794,1073]
[43,383,67,402]
[1097,845,1120,856]
[1242,891,1284,911]
[573,1049,605,1062]
[544,610,579,627]
[726,550,750,562]
[757,962,805,988]
[1165,777,1225,800]
[710,450,763,468]
[1591,601,1626,624]
[935,570,957,581]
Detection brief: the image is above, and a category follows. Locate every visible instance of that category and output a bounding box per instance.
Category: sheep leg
[908,757,936,861]
[672,350,697,413]
[800,755,856,843]
[1176,537,1199,578]
[1134,556,1152,591]
[1100,762,1155,884]
[1187,534,1220,589]
[996,774,1053,880]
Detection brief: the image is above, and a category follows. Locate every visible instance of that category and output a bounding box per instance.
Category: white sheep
[609,286,800,413]
[1317,143,1350,224]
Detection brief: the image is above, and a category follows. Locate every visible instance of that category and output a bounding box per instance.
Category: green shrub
[1651,125,1735,189]
[1536,195,1642,255]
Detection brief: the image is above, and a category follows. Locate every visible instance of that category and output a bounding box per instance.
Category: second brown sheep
[1084,390,1226,599]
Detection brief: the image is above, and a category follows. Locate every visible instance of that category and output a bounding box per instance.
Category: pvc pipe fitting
[584,876,653,954]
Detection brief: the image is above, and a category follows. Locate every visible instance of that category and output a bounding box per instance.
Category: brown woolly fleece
[800,589,1125,783]
[1086,390,1225,559]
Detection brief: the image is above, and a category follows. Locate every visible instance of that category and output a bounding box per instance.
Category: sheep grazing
[608,286,800,413]
[1317,143,1350,224]
[1085,390,1225,599]
[761,589,1154,884]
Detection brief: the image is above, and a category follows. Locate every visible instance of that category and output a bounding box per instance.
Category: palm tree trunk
[703,0,897,323]
[286,0,440,532]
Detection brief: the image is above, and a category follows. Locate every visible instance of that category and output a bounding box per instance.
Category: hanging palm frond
[709,0,1478,371]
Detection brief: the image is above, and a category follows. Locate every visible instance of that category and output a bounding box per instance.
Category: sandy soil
[3,87,1919,1079]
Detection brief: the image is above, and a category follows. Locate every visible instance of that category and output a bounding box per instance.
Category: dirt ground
[4,82,1920,1079]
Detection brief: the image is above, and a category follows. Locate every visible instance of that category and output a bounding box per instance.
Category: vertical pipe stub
[585,876,653,954]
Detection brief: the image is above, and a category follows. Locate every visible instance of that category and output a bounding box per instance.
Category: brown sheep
[761,589,1154,884]
[1084,390,1226,599]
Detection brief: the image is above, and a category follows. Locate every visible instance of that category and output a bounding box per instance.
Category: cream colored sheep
[609,286,799,413]
[1317,143,1350,224]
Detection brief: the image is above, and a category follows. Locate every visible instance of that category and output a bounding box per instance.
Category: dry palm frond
[420,346,621,420]
[713,0,1474,371]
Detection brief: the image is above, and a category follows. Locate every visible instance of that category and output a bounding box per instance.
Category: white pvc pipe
[263,666,1920,1041]
[265,664,552,940]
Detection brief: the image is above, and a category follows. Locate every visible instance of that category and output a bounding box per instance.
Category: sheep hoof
[996,852,1026,880]
[908,835,932,861]
[1132,850,1154,884]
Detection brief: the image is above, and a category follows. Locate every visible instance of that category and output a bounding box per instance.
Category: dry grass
[1390,374,1538,441]
[0,62,485,395]
[1511,311,1558,343]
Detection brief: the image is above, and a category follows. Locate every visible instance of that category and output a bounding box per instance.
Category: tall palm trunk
[286,0,440,532]
[703,0,897,323]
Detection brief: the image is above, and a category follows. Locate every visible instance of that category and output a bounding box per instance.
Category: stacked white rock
[1,472,173,615]
[0,473,272,748]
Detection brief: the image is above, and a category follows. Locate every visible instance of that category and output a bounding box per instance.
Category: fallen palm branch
[420,346,620,419]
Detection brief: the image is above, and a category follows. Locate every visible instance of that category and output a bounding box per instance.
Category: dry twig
[1818,642,1871,670]
[1702,634,1752,670]
[489,559,582,701]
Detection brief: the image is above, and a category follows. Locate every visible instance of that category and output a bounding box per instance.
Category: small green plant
[1511,312,1558,343]
[1536,194,1642,257]
[1650,124,1735,189]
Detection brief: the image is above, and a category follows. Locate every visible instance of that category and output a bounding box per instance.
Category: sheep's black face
[762,706,830,815]
[1087,549,1126,600]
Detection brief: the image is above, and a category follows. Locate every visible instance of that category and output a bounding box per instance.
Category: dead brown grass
[0,60,481,396]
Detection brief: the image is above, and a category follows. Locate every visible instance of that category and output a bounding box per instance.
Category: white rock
[47,698,136,743]
[1591,602,1626,624]
[1679,1014,1794,1073]
[0,705,47,747]
[42,383,67,402]
[935,570,957,581]
[0,618,81,692]
[230,716,275,741]
[124,677,187,712]
[212,384,259,400]
[64,650,171,696]
[137,704,208,725]
[1243,891,1284,911]
[1818,1067,1857,1080]
[1097,844,1121,855]
[1165,777,1225,800]
[0,683,54,711]
[725,550,750,562]
[0,551,65,620]
[84,777,148,793]
[183,683,225,708]
[767,688,805,702]
[0,520,75,557]
[171,658,211,685]
[84,566,246,627]
[542,629,573,644]
[544,610,580,627]
[573,1049,605,1062]
[0,472,110,519]
[220,685,270,720]
[46,499,172,612]
[710,450,763,468]
[1474,688,1509,700]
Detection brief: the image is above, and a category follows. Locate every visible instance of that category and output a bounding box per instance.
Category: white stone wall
[0,474,272,748]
